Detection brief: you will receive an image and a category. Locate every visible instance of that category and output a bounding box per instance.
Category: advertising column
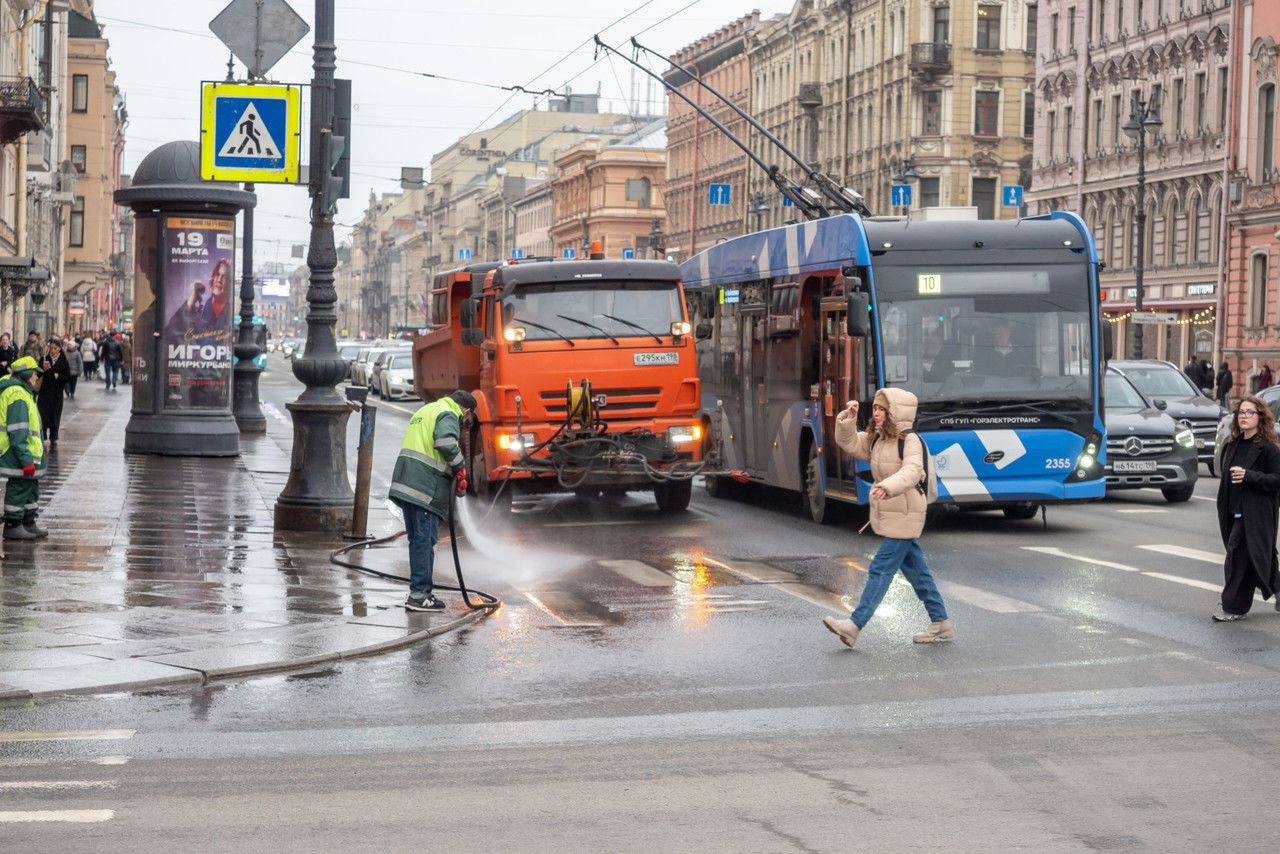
[162,216,235,410]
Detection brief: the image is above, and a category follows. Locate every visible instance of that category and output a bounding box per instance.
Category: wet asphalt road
[3,358,1280,850]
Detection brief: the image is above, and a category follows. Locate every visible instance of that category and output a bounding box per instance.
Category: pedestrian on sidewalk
[37,339,68,449]
[19,331,42,362]
[0,357,47,541]
[80,333,97,380]
[0,333,16,376]
[822,388,953,648]
[100,333,122,390]
[1217,361,1235,410]
[388,389,475,612]
[120,333,132,384]
[1259,364,1273,392]
[1213,394,1280,622]
[65,338,82,399]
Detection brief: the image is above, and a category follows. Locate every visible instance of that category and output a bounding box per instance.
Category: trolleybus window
[872,262,1094,405]
[504,281,683,342]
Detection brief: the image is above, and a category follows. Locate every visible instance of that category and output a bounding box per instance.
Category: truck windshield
[505,280,682,342]
[872,262,1095,407]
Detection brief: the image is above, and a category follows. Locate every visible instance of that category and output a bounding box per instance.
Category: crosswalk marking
[1023,546,1141,572]
[521,591,608,627]
[0,730,134,743]
[937,581,1041,614]
[599,559,675,587]
[1115,508,1166,514]
[0,810,114,823]
[1140,572,1222,594]
[1138,544,1223,564]
[701,556,845,610]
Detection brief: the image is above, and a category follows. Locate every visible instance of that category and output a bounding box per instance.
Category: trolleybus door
[739,304,766,473]
[819,297,855,485]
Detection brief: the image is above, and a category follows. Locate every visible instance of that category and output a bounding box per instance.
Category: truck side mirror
[694,320,713,340]
[461,328,483,346]
[459,298,476,329]
[846,288,870,338]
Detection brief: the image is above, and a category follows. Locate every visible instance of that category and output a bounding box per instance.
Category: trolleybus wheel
[1001,502,1040,520]
[803,442,834,524]
[654,479,692,512]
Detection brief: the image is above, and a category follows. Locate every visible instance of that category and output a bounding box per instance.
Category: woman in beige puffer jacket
[821,387,953,649]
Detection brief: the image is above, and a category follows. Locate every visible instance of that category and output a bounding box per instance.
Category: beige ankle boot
[822,616,860,648]
[913,619,954,643]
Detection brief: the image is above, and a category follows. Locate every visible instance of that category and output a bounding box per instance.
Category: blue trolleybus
[681,211,1107,523]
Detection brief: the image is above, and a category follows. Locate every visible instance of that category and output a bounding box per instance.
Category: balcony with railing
[0,77,45,144]
[909,43,952,75]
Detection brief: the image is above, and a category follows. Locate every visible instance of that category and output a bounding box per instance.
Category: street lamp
[648,217,664,260]
[1123,94,1162,360]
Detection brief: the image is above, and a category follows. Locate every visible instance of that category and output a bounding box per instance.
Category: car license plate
[634,352,678,366]
[1113,460,1157,472]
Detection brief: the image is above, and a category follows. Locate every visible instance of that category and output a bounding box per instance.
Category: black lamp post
[232,181,265,432]
[1123,94,1162,360]
[648,217,664,260]
[274,0,354,532]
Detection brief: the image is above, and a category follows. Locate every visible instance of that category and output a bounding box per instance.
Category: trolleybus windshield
[503,281,683,342]
[871,262,1095,407]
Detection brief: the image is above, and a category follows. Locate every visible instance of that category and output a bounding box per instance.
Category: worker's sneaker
[404,593,445,612]
[913,619,955,643]
[822,616,860,648]
[2,521,35,541]
[1212,610,1247,622]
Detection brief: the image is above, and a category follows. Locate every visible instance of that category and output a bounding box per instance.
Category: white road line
[703,557,846,610]
[1023,546,1267,603]
[0,781,118,791]
[0,730,134,743]
[936,581,1042,613]
[1023,546,1142,572]
[1190,494,1215,502]
[599,559,675,587]
[1138,544,1223,564]
[0,810,114,823]
[0,756,130,769]
[520,591,606,627]
[93,756,129,766]
[1115,508,1167,514]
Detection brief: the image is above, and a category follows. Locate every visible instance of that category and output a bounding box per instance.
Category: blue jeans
[850,537,948,628]
[103,360,119,387]
[395,499,440,597]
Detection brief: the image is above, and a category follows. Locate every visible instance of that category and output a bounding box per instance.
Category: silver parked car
[377,351,417,400]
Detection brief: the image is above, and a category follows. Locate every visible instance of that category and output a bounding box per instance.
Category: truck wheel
[1162,485,1195,503]
[654,479,692,512]
[1002,502,1039,520]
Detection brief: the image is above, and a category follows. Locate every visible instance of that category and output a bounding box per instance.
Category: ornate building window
[976,5,1002,51]
[1187,196,1201,262]
[933,5,950,44]
[975,90,1000,136]
[1258,84,1276,180]
[1249,253,1269,328]
[923,90,942,135]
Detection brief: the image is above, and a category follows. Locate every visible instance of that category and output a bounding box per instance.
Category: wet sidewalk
[0,383,484,701]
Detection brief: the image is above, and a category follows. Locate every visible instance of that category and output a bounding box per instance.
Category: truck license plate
[1113,460,1157,472]
[634,352,678,366]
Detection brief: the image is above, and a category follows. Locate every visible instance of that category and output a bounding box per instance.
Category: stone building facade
[663,13,757,262]
[1029,0,1231,364]
[746,0,1036,229]
[1221,0,1280,395]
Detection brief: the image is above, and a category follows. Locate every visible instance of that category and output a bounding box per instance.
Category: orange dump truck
[412,255,704,511]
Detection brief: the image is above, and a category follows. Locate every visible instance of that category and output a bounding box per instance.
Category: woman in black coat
[36,339,69,448]
[1214,394,1280,620]
[1215,361,1234,409]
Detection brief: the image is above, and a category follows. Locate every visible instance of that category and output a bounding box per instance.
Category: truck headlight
[670,321,692,337]
[503,326,527,342]
[667,425,702,445]
[1175,428,1196,448]
[498,432,536,452]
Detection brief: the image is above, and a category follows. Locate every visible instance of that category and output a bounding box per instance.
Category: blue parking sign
[1003,185,1024,206]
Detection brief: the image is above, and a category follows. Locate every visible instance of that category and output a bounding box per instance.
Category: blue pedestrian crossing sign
[708,183,731,206]
[563,248,576,259]
[459,248,472,260]
[510,248,524,259]
[622,247,635,259]
[891,184,912,207]
[1003,185,1024,206]
[200,82,301,183]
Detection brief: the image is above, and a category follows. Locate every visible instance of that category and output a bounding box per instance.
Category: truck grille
[1106,436,1174,459]
[540,387,662,414]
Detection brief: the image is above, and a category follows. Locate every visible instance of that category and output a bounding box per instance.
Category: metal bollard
[345,386,377,540]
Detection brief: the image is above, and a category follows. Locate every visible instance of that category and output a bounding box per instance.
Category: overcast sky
[98,0,786,269]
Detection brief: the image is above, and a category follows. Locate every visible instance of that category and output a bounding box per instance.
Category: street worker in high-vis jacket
[0,356,47,541]
[388,389,476,611]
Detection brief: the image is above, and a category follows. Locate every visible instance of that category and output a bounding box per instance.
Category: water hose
[330,488,500,611]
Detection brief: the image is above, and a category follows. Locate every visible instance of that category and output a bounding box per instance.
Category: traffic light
[318,78,352,212]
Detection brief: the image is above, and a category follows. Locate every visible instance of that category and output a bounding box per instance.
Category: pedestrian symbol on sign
[217,103,281,160]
